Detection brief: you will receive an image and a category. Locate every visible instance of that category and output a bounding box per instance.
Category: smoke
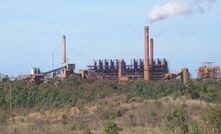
[148,0,216,23]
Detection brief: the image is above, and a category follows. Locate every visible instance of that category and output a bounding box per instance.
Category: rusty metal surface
[81,26,169,82]
[83,58,168,81]
[164,68,190,84]
[197,62,220,79]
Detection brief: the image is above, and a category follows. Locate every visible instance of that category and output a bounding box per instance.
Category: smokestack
[150,38,154,65]
[62,35,67,64]
[144,26,150,81]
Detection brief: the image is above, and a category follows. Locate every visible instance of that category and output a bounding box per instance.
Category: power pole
[52,52,54,71]
[9,83,12,111]
[51,52,55,77]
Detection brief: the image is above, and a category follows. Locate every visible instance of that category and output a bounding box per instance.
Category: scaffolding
[81,58,168,81]
[197,62,221,79]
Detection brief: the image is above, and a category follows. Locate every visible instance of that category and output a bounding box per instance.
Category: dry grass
[1,95,217,134]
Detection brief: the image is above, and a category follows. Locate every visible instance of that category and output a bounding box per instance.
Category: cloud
[148,0,217,23]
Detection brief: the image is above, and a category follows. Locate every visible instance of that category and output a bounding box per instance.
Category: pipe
[217,66,220,80]
[144,26,150,81]
[62,35,67,64]
[182,68,190,84]
[150,38,154,65]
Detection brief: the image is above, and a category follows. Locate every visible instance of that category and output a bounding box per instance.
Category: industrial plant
[197,62,221,80]
[2,26,220,84]
[28,35,75,84]
[80,26,169,81]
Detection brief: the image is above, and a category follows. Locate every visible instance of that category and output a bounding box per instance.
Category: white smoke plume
[148,0,216,22]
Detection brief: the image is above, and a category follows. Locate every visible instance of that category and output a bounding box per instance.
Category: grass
[0,95,217,134]
[0,78,221,133]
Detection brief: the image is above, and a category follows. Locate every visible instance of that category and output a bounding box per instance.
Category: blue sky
[0,0,220,77]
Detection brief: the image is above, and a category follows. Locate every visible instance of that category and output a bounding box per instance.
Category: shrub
[191,123,201,134]
[187,80,219,102]
[203,106,221,134]
[167,106,189,134]
[0,113,7,125]
[0,78,221,111]
[62,114,68,120]
[83,128,92,134]
[103,120,121,134]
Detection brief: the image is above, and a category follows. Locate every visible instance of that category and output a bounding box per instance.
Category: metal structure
[84,59,145,80]
[197,62,220,80]
[3,25,221,85]
[164,68,190,84]
[8,25,193,84]
[80,26,169,82]
[28,35,76,84]
[0,73,9,82]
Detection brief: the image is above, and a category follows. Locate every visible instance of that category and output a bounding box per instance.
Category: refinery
[0,26,220,84]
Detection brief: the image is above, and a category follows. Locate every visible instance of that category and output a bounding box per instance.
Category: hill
[0,77,221,134]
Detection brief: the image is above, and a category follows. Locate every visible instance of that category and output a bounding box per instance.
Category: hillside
[0,77,221,134]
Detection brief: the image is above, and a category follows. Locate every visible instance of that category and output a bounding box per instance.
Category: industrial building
[80,26,190,84]
[197,62,221,80]
[23,25,193,84]
[80,26,169,81]
[28,35,76,84]
[1,25,220,84]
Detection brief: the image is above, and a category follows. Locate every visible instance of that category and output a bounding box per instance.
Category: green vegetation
[187,80,221,102]
[203,106,221,133]
[0,77,221,133]
[0,78,221,110]
[83,128,92,134]
[167,106,189,134]
[103,120,121,134]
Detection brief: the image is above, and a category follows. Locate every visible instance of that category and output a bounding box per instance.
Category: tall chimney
[150,38,154,65]
[144,26,150,81]
[62,35,67,65]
